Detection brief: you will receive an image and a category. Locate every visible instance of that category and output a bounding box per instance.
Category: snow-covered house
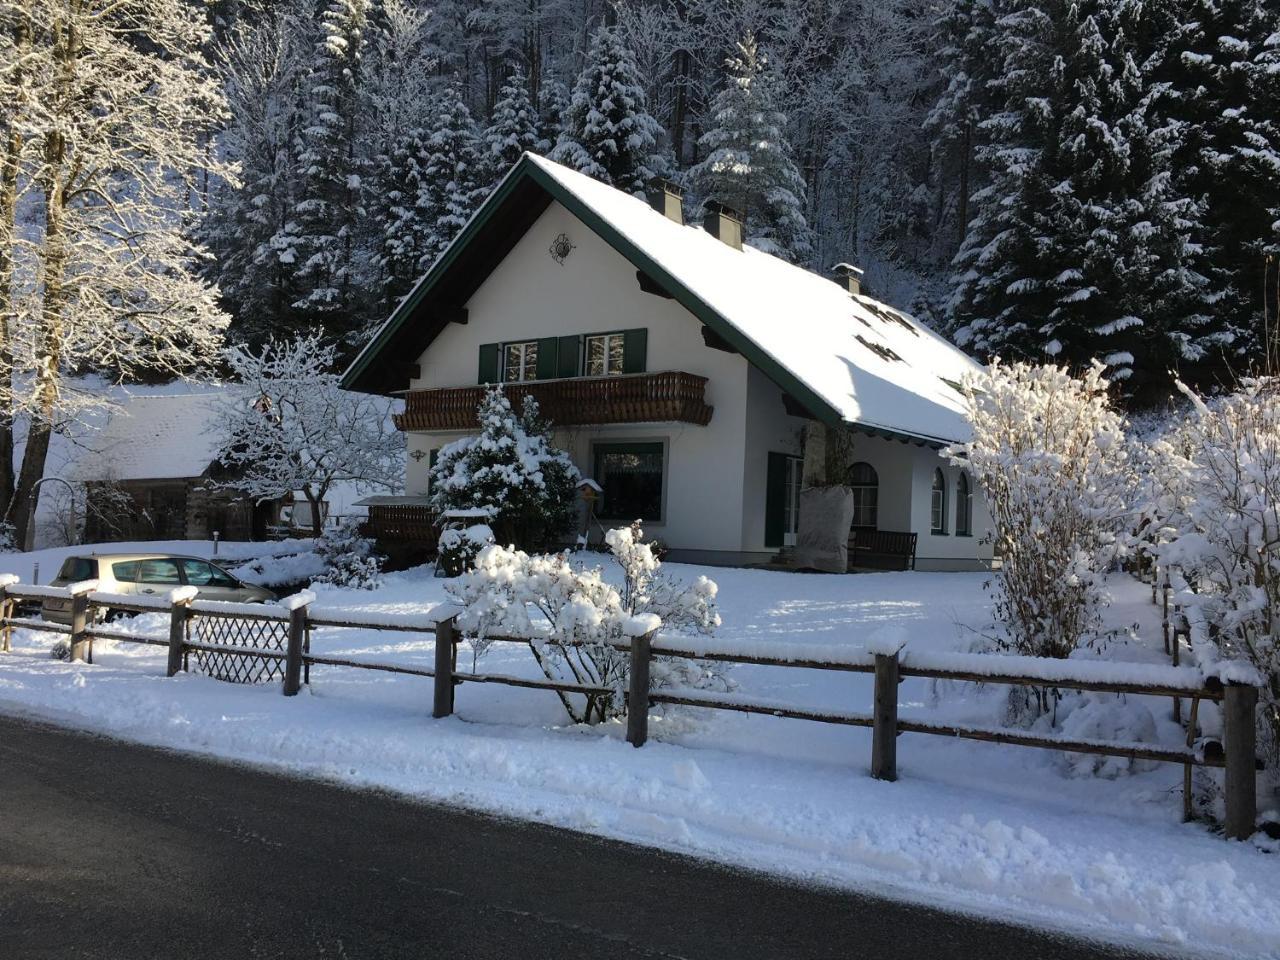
[343,153,993,570]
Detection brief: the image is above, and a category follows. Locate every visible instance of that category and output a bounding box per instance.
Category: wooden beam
[701,325,738,353]
[440,305,468,325]
[636,270,675,299]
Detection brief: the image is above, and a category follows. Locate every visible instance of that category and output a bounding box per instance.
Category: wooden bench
[849,529,918,571]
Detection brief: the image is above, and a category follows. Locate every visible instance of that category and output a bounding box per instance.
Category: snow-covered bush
[1056,693,1159,779]
[430,388,579,550]
[952,361,1130,686]
[446,522,725,725]
[437,523,494,577]
[1154,379,1280,766]
[315,519,383,590]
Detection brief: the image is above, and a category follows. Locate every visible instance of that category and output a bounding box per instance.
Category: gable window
[502,341,539,382]
[585,333,626,377]
[956,471,973,536]
[850,462,879,529]
[931,469,948,534]
[593,442,664,522]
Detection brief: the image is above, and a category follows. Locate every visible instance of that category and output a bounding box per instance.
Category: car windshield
[57,557,97,582]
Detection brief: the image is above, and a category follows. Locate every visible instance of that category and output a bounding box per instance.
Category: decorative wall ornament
[410,449,428,462]
[549,232,575,265]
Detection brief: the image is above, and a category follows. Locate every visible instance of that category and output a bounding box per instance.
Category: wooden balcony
[395,371,714,432]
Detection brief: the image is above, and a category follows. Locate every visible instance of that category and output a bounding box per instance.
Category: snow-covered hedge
[952,361,1130,679]
[1149,379,1280,767]
[446,522,727,725]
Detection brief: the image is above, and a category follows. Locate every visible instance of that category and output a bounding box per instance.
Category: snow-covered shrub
[446,522,725,725]
[1055,693,1159,779]
[430,388,579,550]
[315,519,383,590]
[1155,379,1280,766]
[0,522,16,554]
[437,524,494,577]
[952,361,1130,689]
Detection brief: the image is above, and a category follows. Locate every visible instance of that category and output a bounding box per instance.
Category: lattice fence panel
[189,614,290,685]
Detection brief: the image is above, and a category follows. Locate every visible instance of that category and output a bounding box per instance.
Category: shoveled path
[0,714,1176,960]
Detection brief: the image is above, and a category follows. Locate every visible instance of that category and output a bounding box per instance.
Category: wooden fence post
[0,577,13,654]
[166,597,191,677]
[626,630,654,748]
[433,616,456,719]
[872,652,899,782]
[282,601,309,697]
[1222,682,1258,841]
[68,591,91,663]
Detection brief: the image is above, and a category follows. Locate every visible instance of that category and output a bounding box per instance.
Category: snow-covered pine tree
[481,68,540,184]
[687,34,813,264]
[550,25,665,197]
[373,127,432,309]
[418,79,485,268]
[205,6,310,344]
[429,387,579,549]
[285,0,371,342]
[947,0,1208,403]
[1157,0,1280,377]
[537,78,569,153]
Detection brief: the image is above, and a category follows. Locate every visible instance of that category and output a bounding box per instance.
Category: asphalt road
[0,714,1175,960]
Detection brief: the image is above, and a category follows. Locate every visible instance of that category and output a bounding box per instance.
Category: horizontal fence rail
[0,578,1263,840]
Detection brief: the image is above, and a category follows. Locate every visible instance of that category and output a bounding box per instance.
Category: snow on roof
[525,153,981,444]
[68,392,227,482]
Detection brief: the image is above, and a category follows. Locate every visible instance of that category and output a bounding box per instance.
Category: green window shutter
[557,334,580,378]
[535,337,559,380]
[764,452,788,548]
[477,343,499,384]
[622,328,648,373]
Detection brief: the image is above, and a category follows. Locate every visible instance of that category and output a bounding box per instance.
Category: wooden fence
[0,580,1263,841]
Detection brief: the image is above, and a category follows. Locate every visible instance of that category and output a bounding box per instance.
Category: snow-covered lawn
[0,547,1275,957]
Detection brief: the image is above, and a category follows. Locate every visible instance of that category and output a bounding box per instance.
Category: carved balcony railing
[395,371,714,432]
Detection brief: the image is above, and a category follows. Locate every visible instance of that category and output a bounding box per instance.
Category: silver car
[40,553,276,624]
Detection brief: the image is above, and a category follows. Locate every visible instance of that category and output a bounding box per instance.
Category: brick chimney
[646,179,685,225]
[702,201,744,250]
[833,262,864,297]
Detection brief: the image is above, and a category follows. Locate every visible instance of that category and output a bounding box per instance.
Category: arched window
[956,471,973,536]
[850,462,879,529]
[931,469,948,534]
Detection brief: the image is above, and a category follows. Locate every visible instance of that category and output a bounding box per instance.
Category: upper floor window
[503,340,538,382]
[585,333,626,377]
[931,468,948,534]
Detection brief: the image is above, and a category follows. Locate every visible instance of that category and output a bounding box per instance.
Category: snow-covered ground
[0,546,1275,957]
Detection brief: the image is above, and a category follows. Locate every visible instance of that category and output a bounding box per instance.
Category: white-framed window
[783,456,803,546]
[584,333,625,377]
[850,462,879,529]
[956,471,973,536]
[502,340,539,382]
[931,468,948,534]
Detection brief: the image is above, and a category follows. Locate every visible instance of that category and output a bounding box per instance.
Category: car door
[135,558,183,597]
[178,558,243,603]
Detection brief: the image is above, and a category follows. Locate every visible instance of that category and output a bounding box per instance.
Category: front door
[765,452,805,550]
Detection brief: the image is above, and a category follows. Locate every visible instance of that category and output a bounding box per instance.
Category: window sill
[955,532,972,538]
[930,530,948,537]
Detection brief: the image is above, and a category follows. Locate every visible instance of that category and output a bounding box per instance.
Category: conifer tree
[419,80,486,267]
[947,0,1208,402]
[550,25,665,196]
[482,68,540,183]
[284,0,370,339]
[688,35,813,263]
[373,127,432,309]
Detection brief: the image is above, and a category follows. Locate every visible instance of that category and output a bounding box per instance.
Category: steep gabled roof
[343,152,981,445]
